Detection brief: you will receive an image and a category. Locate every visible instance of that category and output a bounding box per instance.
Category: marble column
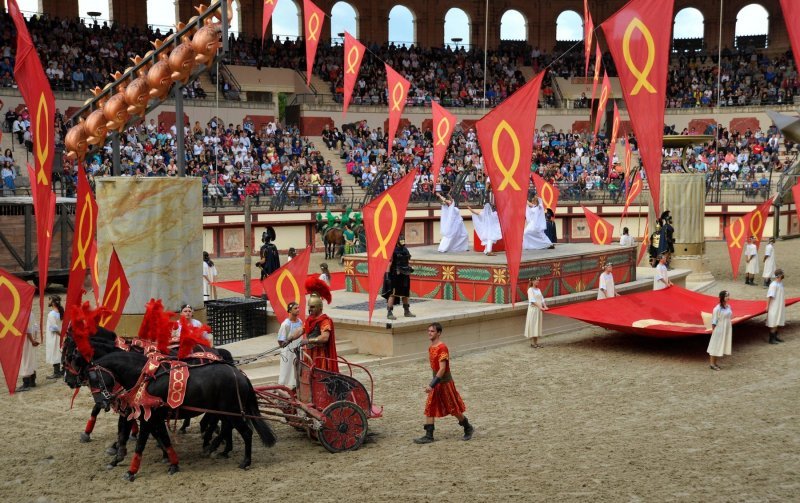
[95,177,204,336]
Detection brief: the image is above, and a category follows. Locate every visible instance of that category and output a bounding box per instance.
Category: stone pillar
[95,177,204,336]
[650,173,713,284]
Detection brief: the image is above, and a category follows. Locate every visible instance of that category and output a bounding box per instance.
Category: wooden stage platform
[343,243,639,304]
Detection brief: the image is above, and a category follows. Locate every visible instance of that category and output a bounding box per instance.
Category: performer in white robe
[45,295,63,379]
[653,254,672,290]
[436,194,469,253]
[761,238,776,287]
[469,203,502,255]
[597,263,618,299]
[524,277,548,348]
[16,312,39,392]
[707,291,733,370]
[744,236,759,285]
[766,268,786,344]
[523,197,553,250]
[276,302,304,389]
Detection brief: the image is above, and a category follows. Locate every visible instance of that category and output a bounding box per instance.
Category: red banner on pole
[262,0,278,43]
[622,170,643,219]
[637,219,650,265]
[747,196,774,247]
[385,64,411,157]
[0,267,35,395]
[342,32,366,117]
[779,0,800,68]
[98,247,130,332]
[607,102,620,174]
[61,168,98,340]
[590,44,602,107]
[793,182,800,233]
[363,169,417,321]
[724,215,747,279]
[532,173,560,213]
[476,72,545,304]
[623,138,633,181]
[262,246,311,325]
[582,206,615,245]
[303,0,325,86]
[431,101,456,188]
[601,0,674,216]
[593,70,611,137]
[584,0,594,79]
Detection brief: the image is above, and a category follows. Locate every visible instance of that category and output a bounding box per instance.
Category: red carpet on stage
[214,272,345,296]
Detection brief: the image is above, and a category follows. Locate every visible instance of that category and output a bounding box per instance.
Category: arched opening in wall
[272,0,301,41]
[388,5,416,47]
[540,124,555,133]
[146,0,177,36]
[735,3,769,49]
[500,10,526,43]
[331,2,358,44]
[444,8,470,50]
[672,7,704,52]
[555,10,582,53]
[77,0,112,28]
[3,0,41,18]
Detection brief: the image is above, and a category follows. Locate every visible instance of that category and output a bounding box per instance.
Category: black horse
[64,333,276,480]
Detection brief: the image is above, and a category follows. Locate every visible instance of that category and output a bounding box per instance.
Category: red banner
[262,246,311,325]
[623,138,633,180]
[622,170,643,219]
[303,0,325,86]
[607,102,620,174]
[637,219,650,265]
[476,72,545,304]
[748,196,774,247]
[262,0,278,43]
[780,0,800,68]
[593,70,611,137]
[601,0,673,216]
[88,240,100,305]
[61,168,98,339]
[793,181,800,231]
[582,206,615,245]
[385,64,411,157]
[0,267,35,394]
[431,101,456,188]
[532,173,560,213]
[99,247,130,332]
[364,169,417,321]
[724,215,747,279]
[342,32,366,118]
[584,0,594,79]
[590,44,602,107]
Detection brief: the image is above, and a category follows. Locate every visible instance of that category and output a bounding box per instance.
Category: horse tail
[244,381,277,448]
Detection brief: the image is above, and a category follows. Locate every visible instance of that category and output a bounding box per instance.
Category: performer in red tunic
[300,276,339,373]
[414,322,474,443]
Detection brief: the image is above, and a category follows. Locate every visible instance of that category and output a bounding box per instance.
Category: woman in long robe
[523,197,553,250]
[436,194,469,253]
[707,291,733,370]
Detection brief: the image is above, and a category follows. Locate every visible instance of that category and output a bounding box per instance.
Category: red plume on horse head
[177,318,212,359]
[137,299,176,354]
[68,301,111,362]
[305,274,331,304]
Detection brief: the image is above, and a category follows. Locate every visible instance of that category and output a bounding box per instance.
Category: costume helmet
[305,274,332,308]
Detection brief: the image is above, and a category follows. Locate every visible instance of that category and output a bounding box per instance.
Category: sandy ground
[2,240,799,502]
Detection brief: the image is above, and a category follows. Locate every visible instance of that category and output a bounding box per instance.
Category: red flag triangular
[746,196,774,248]
[342,32,366,117]
[724,215,748,279]
[262,0,279,43]
[303,0,325,86]
[779,0,800,68]
[584,0,595,79]
[431,101,456,188]
[637,219,650,265]
[99,247,130,332]
[262,246,311,325]
[622,170,643,219]
[385,64,411,157]
[532,173,560,213]
[607,102,620,175]
[582,206,615,245]
[0,267,36,394]
[593,70,611,137]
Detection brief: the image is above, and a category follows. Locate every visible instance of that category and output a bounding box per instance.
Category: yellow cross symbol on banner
[0,277,22,338]
[346,46,360,74]
[435,117,451,146]
[622,17,656,95]
[541,183,554,209]
[491,120,521,191]
[749,211,763,239]
[307,13,320,41]
[72,192,94,271]
[370,195,398,259]
[36,93,50,185]
[390,82,405,112]
[275,269,300,313]
[626,179,640,205]
[100,278,122,327]
[729,217,745,248]
[594,220,609,244]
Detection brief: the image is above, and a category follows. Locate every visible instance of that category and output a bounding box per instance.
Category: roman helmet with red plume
[177,318,212,359]
[137,299,176,354]
[305,274,332,307]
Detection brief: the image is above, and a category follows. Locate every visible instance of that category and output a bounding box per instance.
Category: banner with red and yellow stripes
[262,246,311,325]
[385,64,411,157]
[303,0,325,85]
[430,101,456,188]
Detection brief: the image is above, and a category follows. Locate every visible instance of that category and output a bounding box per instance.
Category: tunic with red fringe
[424,342,466,418]
[303,313,339,373]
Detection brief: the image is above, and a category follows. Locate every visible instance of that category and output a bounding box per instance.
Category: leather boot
[459,417,474,441]
[403,304,416,318]
[47,364,61,379]
[769,333,778,344]
[413,424,434,444]
[387,308,396,320]
[15,376,31,393]
[775,334,785,343]
[30,371,36,388]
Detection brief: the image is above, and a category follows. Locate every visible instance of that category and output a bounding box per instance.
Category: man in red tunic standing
[300,277,339,373]
[414,322,474,443]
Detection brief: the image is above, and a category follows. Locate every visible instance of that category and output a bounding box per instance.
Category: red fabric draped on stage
[548,286,800,338]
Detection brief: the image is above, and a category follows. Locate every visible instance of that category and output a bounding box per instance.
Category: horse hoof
[80,433,92,443]
[124,472,136,482]
[105,463,116,470]
[168,464,180,475]
[238,461,251,470]
[160,456,169,464]
[105,447,118,456]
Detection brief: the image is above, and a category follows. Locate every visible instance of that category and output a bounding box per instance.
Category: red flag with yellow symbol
[476,72,545,304]
[582,206,615,245]
[385,64,411,157]
[779,1,800,69]
[342,32,366,117]
[61,167,98,340]
[601,0,674,216]
[0,267,36,394]
[88,241,100,305]
[623,138,633,180]
[593,70,611,137]
[532,173,560,213]
[584,0,594,79]
[724,215,748,279]
[607,102,620,174]
[637,219,650,265]
[98,247,130,332]
[590,44,602,108]
[363,169,418,322]
[621,170,643,219]
[261,246,311,325]
[262,0,279,43]
[793,182,800,232]
[430,101,456,188]
[746,196,774,248]
[303,0,325,86]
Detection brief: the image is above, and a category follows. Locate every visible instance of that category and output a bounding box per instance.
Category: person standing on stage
[653,254,672,290]
[256,226,280,281]
[413,322,474,444]
[524,277,549,348]
[619,227,635,247]
[523,196,553,250]
[45,295,64,379]
[436,193,469,253]
[597,263,618,299]
[744,236,759,285]
[707,290,733,370]
[762,237,776,287]
[276,302,304,389]
[468,203,502,256]
[383,235,416,320]
[544,208,558,244]
[766,268,786,344]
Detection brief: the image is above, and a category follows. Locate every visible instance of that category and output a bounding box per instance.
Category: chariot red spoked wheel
[318,400,368,453]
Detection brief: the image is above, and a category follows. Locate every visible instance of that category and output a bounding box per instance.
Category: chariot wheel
[317,400,368,453]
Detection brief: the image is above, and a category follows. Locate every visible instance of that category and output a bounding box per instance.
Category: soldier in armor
[648,222,662,268]
[382,234,416,320]
[256,226,281,280]
[298,277,338,373]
